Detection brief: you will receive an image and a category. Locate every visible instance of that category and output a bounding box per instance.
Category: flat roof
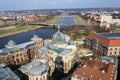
[46,45,72,55]
[97,32,120,40]
[0,67,19,80]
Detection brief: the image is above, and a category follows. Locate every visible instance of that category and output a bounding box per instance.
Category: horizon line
[0,7,120,12]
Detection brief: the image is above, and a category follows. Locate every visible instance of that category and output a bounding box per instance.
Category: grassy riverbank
[73,15,87,25]
[36,15,60,24]
[0,15,60,38]
[44,15,60,23]
[0,25,43,38]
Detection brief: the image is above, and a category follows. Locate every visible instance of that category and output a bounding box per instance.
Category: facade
[38,30,78,73]
[100,14,120,28]
[0,64,20,80]
[71,58,117,80]
[85,32,120,56]
[19,58,49,80]
[0,35,43,66]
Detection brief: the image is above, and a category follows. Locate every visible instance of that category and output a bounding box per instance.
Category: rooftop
[5,40,16,48]
[72,59,117,80]
[52,31,66,44]
[97,32,120,40]
[0,66,19,80]
[31,34,43,41]
[0,41,35,56]
[46,45,72,55]
[88,32,120,46]
[19,59,49,76]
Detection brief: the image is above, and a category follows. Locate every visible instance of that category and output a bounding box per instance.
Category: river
[0,13,76,49]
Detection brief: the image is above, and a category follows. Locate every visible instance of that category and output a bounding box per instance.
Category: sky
[0,0,120,11]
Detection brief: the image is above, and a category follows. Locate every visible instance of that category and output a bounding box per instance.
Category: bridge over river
[0,13,82,49]
[29,23,85,27]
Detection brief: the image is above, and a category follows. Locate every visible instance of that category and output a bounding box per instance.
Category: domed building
[19,58,49,80]
[38,26,78,73]
[52,31,66,44]
[0,34,43,66]
[5,40,16,48]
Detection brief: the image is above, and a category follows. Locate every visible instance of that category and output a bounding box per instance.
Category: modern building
[85,32,120,56]
[71,58,117,80]
[0,64,20,80]
[37,27,78,73]
[19,58,49,80]
[0,35,43,66]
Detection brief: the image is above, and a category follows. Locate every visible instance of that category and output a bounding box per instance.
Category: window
[36,78,38,80]
[51,53,53,54]
[110,53,112,55]
[16,54,19,57]
[43,76,45,80]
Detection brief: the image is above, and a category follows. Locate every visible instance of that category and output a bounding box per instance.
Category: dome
[52,31,66,44]
[31,34,40,41]
[5,40,16,48]
[29,61,49,76]
[33,61,42,67]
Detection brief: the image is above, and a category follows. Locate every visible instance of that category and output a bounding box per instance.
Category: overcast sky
[0,0,120,11]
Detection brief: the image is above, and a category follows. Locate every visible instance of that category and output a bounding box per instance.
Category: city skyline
[0,0,120,11]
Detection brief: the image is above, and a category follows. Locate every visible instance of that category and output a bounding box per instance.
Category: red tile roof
[72,59,116,80]
[88,33,120,46]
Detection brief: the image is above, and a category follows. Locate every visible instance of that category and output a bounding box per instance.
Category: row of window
[29,75,47,80]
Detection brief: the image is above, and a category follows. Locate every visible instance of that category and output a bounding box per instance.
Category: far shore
[0,25,45,38]
[0,15,60,38]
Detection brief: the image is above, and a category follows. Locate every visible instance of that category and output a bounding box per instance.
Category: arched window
[36,78,38,80]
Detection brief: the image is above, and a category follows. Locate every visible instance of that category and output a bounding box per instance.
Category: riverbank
[36,15,60,23]
[73,15,87,25]
[0,15,60,38]
[0,25,44,38]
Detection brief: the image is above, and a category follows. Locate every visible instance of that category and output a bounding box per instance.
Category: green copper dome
[31,34,39,41]
[52,31,66,44]
[5,40,16,48]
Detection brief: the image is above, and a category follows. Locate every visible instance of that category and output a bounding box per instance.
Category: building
[37,26,78,73]
[100,14,120,28]
[0,35,43,66]
[19,58,49,80]
[79,48,93,57]
[71,59,117,80]
[0,64,20,80]
[85,32,120,56]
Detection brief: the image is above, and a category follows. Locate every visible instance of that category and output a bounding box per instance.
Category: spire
[58,25,60,31]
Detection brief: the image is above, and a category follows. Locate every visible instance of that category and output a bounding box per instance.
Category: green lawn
[0,15,60,38]
[36,15,60,24]
[73,15,87,25]
[44,15,60,24]
[0,25,37,37]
